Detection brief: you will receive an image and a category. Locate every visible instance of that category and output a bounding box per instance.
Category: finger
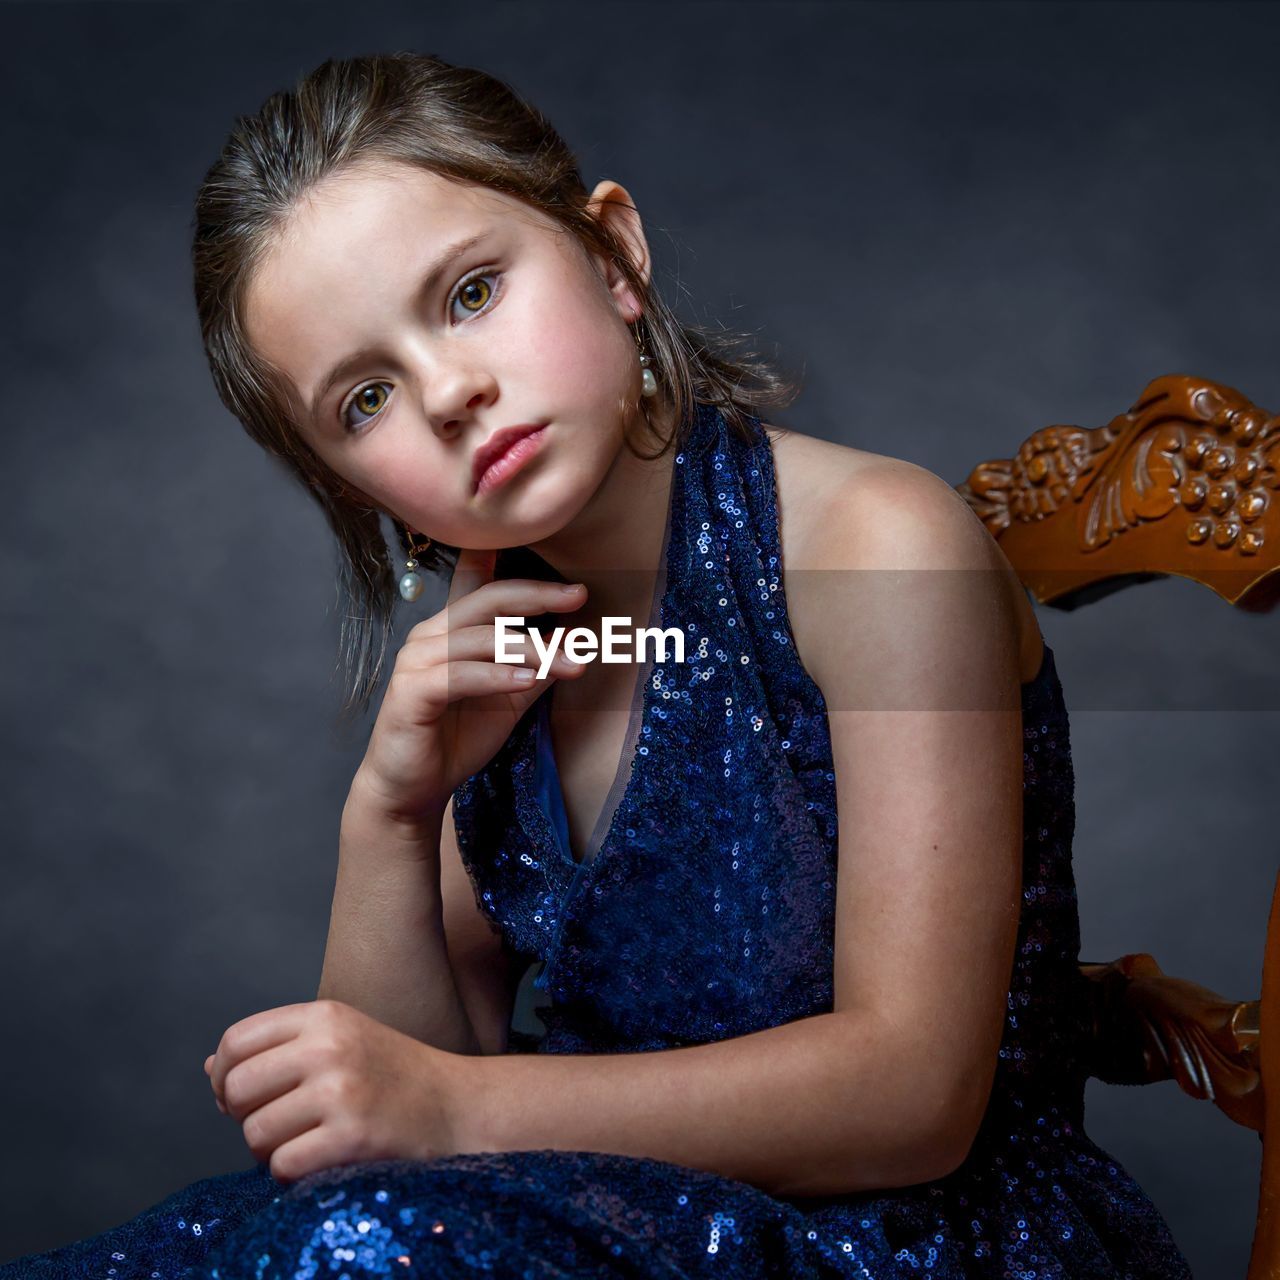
[238,1091,326,1175]
[203,1054,229,1114]
[400,659,572,725]
[209,1003,312,1106]
[224,1041,309,1124]
[267,1120,358,1186]
[419,578,586,638]
[400,623,588,676]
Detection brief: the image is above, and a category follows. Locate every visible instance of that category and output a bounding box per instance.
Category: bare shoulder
[765,423,993,568]
[762,422,1043,684]
[764,424,895,564]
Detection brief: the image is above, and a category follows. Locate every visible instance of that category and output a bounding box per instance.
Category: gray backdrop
[2,2,1276,1275]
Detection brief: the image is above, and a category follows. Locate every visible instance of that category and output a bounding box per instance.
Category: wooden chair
[954,374,1278,1277]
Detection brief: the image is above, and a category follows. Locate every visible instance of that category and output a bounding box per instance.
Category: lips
[472,423,547,491]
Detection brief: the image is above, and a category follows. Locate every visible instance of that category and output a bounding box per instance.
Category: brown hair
[191,51,800,724]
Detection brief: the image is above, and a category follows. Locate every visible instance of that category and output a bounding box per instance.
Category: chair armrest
[1080,952,1262,1132]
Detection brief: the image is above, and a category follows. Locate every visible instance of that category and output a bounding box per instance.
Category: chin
[509,468,602,545]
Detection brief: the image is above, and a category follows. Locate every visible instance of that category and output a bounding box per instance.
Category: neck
[525,399,681,630]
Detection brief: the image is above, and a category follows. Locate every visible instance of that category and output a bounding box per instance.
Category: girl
[1,51,1192,1279]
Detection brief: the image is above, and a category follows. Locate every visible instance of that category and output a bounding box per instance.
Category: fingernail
[559,582,584,595]
[513,667,537,683]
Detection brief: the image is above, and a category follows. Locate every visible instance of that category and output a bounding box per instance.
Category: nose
[420,359,498,439]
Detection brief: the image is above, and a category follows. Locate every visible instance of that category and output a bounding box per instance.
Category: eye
[335,268,501,433]
[340,381,392,433]
[451,268,501,320]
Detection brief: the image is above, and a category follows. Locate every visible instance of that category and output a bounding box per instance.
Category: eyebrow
[304,230,491,425]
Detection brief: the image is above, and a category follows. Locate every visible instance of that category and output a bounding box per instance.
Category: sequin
[0,402,1191,1278]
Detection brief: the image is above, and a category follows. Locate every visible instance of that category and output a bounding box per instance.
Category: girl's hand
[202,999,471,1183]
[350,546,588,827]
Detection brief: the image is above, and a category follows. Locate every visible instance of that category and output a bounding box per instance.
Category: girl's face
[243,158,652,551]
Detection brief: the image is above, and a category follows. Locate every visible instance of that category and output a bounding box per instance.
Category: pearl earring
[398,526,432,603]
[634,322,658,398]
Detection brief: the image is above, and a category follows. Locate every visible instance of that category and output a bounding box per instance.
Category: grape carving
[958,376,1279,576]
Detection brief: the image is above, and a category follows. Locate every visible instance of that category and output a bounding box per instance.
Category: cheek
[336,439,448,520]
[503,278,630,400]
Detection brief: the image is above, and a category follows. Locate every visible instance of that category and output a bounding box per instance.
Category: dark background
[2,2,1276,1274]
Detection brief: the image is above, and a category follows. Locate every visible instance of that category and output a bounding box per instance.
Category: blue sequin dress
[1,402,1193,1279]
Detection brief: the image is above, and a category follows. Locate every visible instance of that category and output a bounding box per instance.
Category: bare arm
[317,788,511,1057]
[457,1007,964,1196]
[445,462,1023,1197]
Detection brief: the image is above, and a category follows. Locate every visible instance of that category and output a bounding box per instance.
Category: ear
[584,179,651,323]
